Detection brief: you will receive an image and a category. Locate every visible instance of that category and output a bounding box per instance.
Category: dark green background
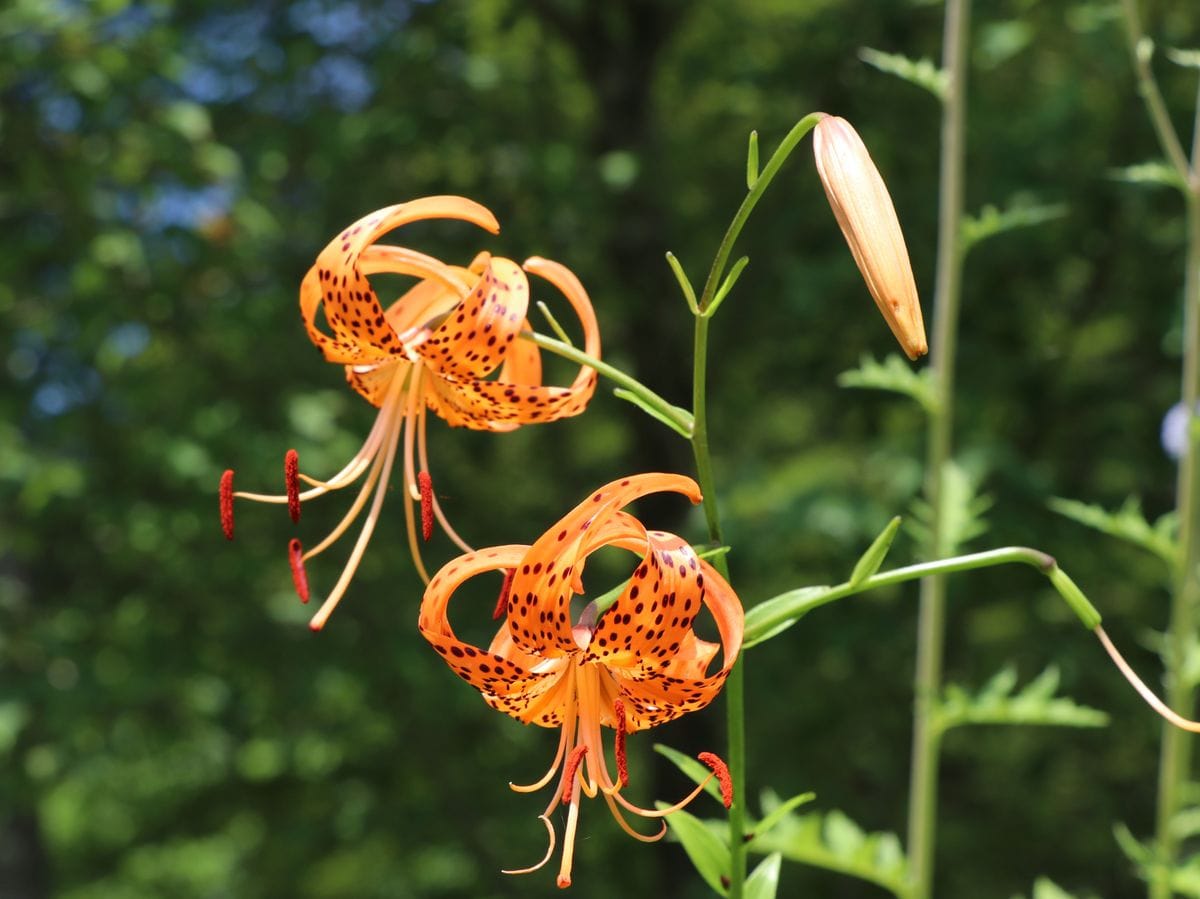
[3,0,1199,896]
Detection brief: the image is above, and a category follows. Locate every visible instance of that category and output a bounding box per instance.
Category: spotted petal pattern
[418,474,743,732]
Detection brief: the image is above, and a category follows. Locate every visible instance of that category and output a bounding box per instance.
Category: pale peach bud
[813,115,928,360]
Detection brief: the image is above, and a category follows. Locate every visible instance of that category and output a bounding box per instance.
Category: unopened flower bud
[813,115,928,360]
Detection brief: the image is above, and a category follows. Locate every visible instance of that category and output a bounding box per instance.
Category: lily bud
[813,115,928,360]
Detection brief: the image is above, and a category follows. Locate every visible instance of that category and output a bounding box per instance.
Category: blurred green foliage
[3,0,1199,896]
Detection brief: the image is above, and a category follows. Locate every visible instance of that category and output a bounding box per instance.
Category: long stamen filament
[417,403,474,553]
[557,750,587,889]
[500,815,557,876]
[307,391,405,631]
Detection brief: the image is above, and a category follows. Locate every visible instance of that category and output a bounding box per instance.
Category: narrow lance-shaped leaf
[744,853,782,899]
[849,516,902,587]
[858,46,948,100]
[661,806,731,897]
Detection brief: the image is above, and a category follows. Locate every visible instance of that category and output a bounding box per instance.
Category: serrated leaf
[744,853,782,899]
[1109,160,1188,191]
[838,353,936,413]
[961,200,1067,253]
[744,585,834,649]
[849,516,902,587]
[662,806,730,896]
[935,666,1108,733]
[859,47,947,99]
[749,807,909,897]
[1167,47,1200,69]
[655,744,725,805]
[908,460,991,557]
[1048,495,1178,569]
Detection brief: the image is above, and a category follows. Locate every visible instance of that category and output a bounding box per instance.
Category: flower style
[418,474,743,888]
[813,114,928,360]
[221,196,601,630]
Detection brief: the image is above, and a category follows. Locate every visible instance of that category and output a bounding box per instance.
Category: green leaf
[706,256,749,318]
[748,805,908,897]
[654,744,725,806]
[744,585,834,649]
[960,199,1067,254]
[1010,877,1090,899]
[908,460,991,557]
[746,130,760,189]
[1048,495,1178,569]
[665,251,699,314]
[744,853,782,899]
[1166,47,1200,69]
[1109,160,1188,192]
[661,806,730,896]
[748,789,817,843]
[849,516,902,587]
[859,47,947,100]
[935,666,1108,733]
[838,353,937,413]
[612,388,693,438]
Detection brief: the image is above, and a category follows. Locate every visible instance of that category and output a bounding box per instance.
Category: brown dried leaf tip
[814,114,928,360]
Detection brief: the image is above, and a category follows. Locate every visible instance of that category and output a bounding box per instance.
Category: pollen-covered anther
[613,699,629,788]
[562,744,589,803]
[284,449,301,523]
[219,469,235,540]
[418,471,434,542]
[698,752,733,809]
[289,538,310,605]
[494,568,515,621]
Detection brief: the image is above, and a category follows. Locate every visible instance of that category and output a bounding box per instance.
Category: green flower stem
[690,309,748,896]
[522,331,694,436]
[1118,4,1200,894]
[907,2,970,896]
[696,113,824,312]
[743,546,1105,643]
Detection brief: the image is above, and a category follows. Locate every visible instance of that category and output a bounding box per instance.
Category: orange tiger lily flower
[419,474,743,888]
[222,196,600,630]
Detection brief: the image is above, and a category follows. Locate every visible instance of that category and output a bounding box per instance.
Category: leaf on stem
[848,516,902,587]
[746,131,760,189]
[612,387,694,438]
[1048,495,1178,569]
[934,666,1108,734]
[747,803,909,898]
[960,199,1067,254]
[1166,47,1200,69]
[666,251,700,315]
[706,256,749,318]
[908,460,991,558]
[743,585,834,649]
[838,353,936,413]
[1014,877,1095,899]
[744,853,782,899]
[660,806,731,896]
[858,47,947,100]
[1108,160,1189,192]
[655,744,727,806]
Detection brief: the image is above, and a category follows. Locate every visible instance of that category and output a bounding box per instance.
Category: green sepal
[1047,568,1102,630]
[849,516,902,587]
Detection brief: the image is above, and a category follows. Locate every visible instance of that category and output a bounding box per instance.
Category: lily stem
[906,2,970,897]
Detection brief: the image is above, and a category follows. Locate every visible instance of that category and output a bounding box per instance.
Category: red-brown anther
[494,568,515,621]
[219,469,235,540]
[285,449,301,523]
[418,471,434,542]
[699,752,733,809]
[561,744,589,803]
[289,538,310,605]
[613,699,629,787]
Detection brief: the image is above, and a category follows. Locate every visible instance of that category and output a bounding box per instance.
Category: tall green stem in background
[906,1,970,896]
[1121,0,1200,884]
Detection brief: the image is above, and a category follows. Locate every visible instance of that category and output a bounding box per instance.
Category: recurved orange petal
[299,196,499,365]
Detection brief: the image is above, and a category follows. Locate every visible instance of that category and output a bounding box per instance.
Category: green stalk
[906,1,970,896]
[1116,3,1200,893]
[690,311,747,896]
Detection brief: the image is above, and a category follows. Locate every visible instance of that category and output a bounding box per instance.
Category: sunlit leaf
[744,585,834,649]
[935,666,1108,733]
[849,516,902,587]
[859,47,947,100]
[661,806,730,896]
[838,353,936,413]
[1048,495,1178,569]
[1166,47,1200,69]
[744,853,782,899]
[908,460,991,557]
[960,200,1067,253]
[1109,160,1188,191]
